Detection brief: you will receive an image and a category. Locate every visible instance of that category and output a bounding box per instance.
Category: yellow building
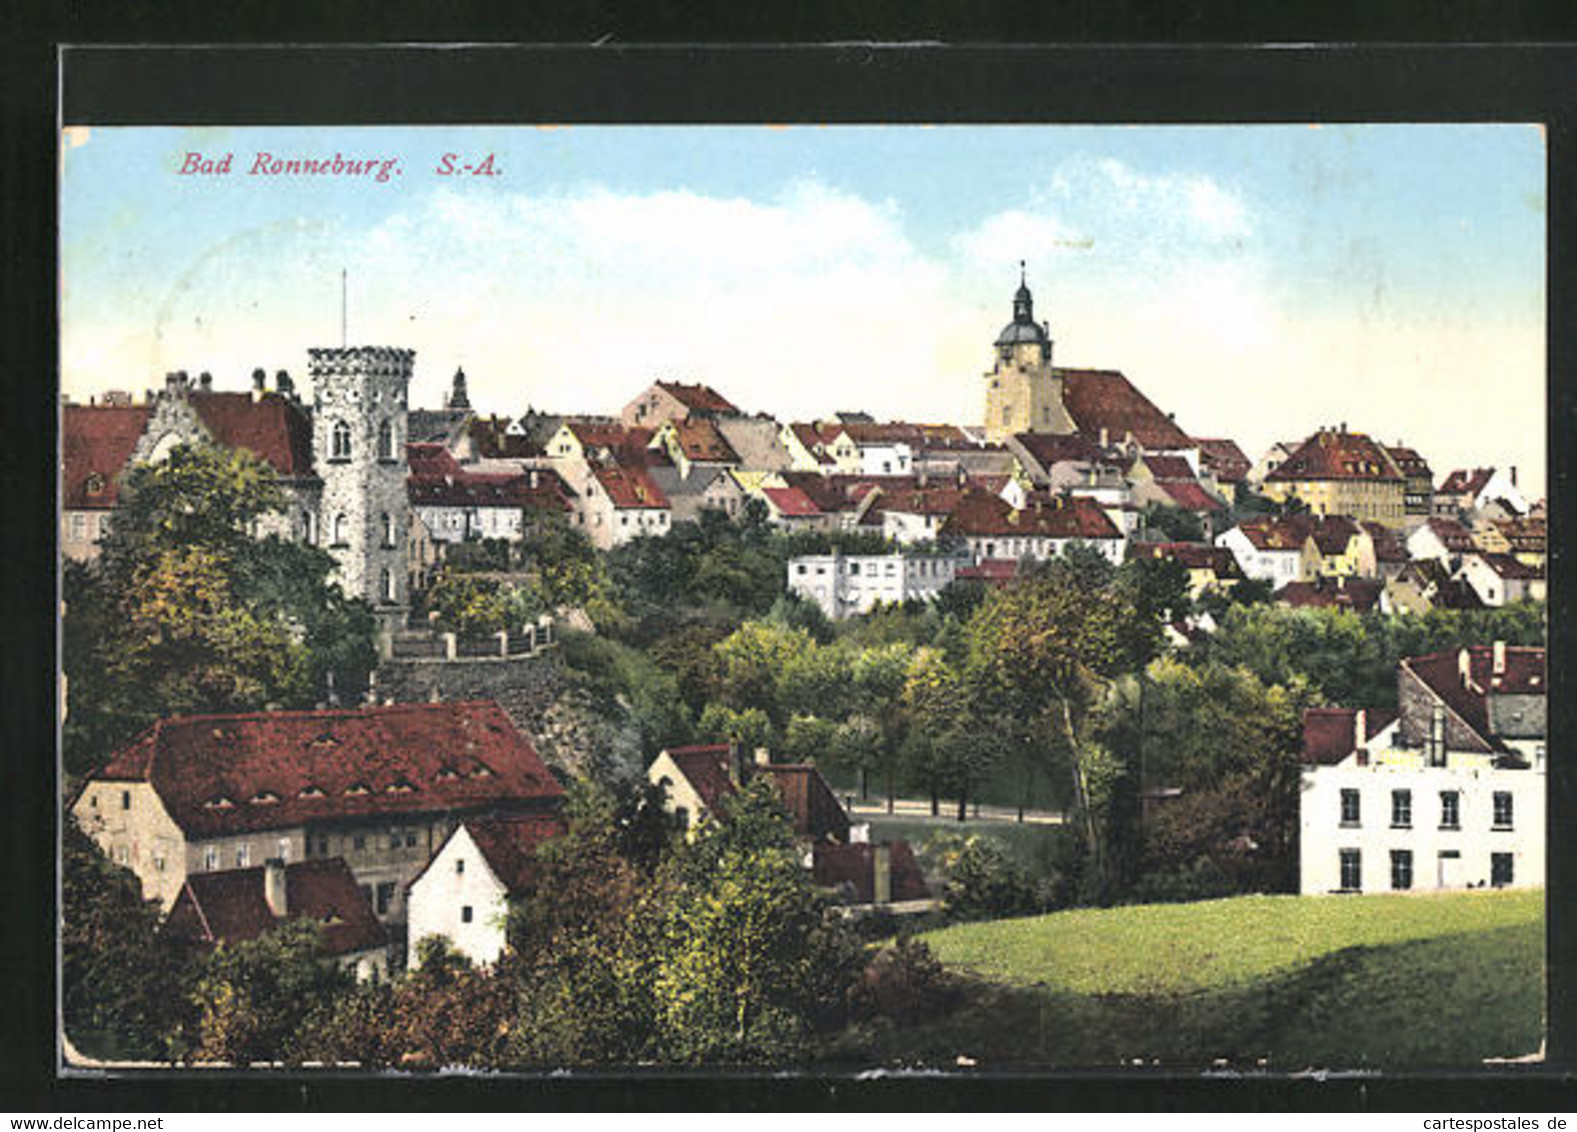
[1262,427,1407,528]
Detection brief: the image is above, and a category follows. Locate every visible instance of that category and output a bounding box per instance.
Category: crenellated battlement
[308,347,416,378]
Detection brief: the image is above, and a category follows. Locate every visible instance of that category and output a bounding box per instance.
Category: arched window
[302,510,316,544]
[381,567,395,603]
[381,512,394,547]
[333,513,347,546]
[377,420,394,461]
[332,421,352,459]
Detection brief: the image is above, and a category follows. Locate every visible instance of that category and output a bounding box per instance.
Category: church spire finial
[1020,259,1026,287]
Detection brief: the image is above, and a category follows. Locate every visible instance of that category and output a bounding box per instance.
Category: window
[332,420,352,459]
[1440,790,1461,830]
[455,858,465,875]
[406,831,418,848]
[333,513,348,546]
[381,567,395,603]
[1339,789,1361,827]
[121,790,131,810]
[353,834,366,851]
[70,513,87,539]
[1339,848,1362,892]
[235,844,250,867]
[1428,703,1447,767]
[153,850,166,873]
[277,838,290,863]
[461,905,473,924]
[360,884,374,908]
[303,510,317,544]
[796,564,807,576]
[115,845,129,865]
[1391,789,1412,828]
[1491,853,1514,888]
[381,512,395,547]
[1390,849,1413,891]
[204,846,218,872]
[376,882,395,915]
[1493,791,1514,829]
[377,420,394,461]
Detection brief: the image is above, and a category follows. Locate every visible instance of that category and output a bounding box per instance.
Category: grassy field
[827,889,1544,1070]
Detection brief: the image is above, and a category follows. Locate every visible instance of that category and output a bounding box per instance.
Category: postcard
[57,56,1549,1078]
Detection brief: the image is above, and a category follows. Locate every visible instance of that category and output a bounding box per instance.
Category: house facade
[787,551,963,620]
[1299,644,1545,896]
[1261,426,1407,527]
[72,701,564,933]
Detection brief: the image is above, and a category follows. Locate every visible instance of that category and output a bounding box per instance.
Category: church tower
[309,346,412,632]
[983,265,1071,442]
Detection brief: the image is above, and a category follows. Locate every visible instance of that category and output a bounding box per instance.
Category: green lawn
[922,888,1543,996]
[825,889,1545,1070]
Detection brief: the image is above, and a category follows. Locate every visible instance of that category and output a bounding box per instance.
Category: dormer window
[85,472,105,496]
[470,764,494,779]
[249,791,280,805]
[205,795,235,810]
[312,732,341,748]
[435,767,459,782]
[385,780,416,794]
[299,784,326,799]
[345,782,370,797]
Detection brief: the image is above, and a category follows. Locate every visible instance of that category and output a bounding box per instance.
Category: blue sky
[61,124,1546,494]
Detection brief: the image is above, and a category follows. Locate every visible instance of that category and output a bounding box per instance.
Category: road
[845,797,1065,826]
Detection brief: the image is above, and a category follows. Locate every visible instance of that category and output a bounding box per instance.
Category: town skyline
[61,124,1546,498]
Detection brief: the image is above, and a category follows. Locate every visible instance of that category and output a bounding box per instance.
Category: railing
[383,617,557,661]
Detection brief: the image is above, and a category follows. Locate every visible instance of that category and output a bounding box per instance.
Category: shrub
[850,936,956,1026]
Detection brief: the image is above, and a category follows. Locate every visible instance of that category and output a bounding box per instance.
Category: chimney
[1493,640,1506,676]
[198,371,213,391]
[1458,647,1472,687]
[1354,708,1366,752]
[251,367,267,401]
[1099,427,1109,448]
[276,370,295,398]
[1510,466,1518,487]
[264,858,287,918]
[873,843,892,906]
[753,747,772,769]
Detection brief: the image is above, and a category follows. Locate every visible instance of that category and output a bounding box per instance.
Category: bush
[923,832,1046,922]
[1129,855,1238,905]
[850,936,957,1026]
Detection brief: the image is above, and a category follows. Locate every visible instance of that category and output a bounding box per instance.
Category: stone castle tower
[983,266,1073,442]
[309,346,412,628]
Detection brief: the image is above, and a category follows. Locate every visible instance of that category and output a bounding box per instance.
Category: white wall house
[1216,524,1306,588]
[787,553,963,620]
[1300,733,1544,896]
[405,814,564,969]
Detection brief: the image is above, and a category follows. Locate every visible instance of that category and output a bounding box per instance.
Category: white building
[787,552,963,620]
[405,813,565,969]
[1216,518,1310,588]
[1299,643,1545,896]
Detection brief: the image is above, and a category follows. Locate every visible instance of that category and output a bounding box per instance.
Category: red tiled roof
[1266,429,1403,484]
[407,443,463,479]
[190,392,316,478]
[762,486,824,518]
[1276,578,1384,613]
[1438,468,1495,497]
[1195,438,1251,484]
[777,472,855,512]
[788,423,841,464]
[1359,521,1409,562]
[1306,515,1362,556]
[1233,515,1316,552]
[662,745,739,813]
[1385,446,1432,479]
[592,463,669,510]
[408,471,571,513]
[865,486,969,517]
[1300,707,1399,766]
[1403,645,1546,743]
[61,403,152,509]
[467,416,538,459]
[939,489,1121,540]
[1158,480,1225,513]
[670,418,740,464]
[812,841,930,903]
[1129,542,1243,576]
[1058,368,1192,450]
[460,813,567,895]
[1423,516,1477,551]
[1012,431,1102,470]
[955,558,1021,584]
[1470,551,1544,580]
[93,702,563,838]
[655,381,739,415]
[164,858,387,957]
[1495,517,1546,553]
[567,421,654,459]
[1142,454,1195,481]
[758,763,850,843]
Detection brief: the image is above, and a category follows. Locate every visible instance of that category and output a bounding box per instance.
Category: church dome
[995,319,1049,347]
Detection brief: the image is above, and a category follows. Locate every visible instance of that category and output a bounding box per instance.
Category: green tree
[62,443,375,775]
[650,780,863,1064]
[189,919,352,1065]
[695,702,773,754]
[851,642,916,814]
[711,621,812,724]
[424,571,515,637]
[1138,502,1206,544]
[902,646,991,818]
[62,818,196,1059]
